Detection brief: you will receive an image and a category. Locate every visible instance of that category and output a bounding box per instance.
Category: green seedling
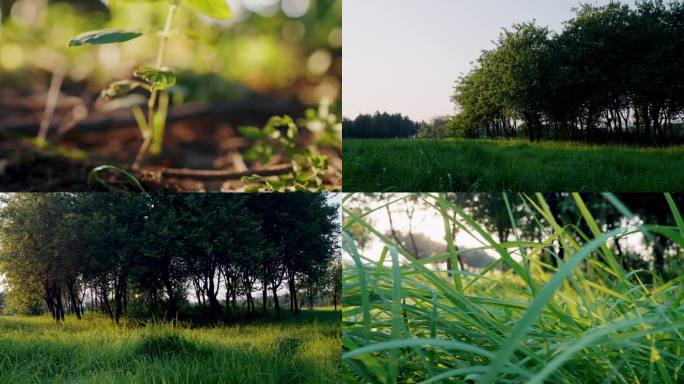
[239,101,341,192]
[68,0,232,170]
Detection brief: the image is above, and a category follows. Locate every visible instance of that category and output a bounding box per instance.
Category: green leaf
[100,80,149,100]
[241,175,266,184]
[238,126,268,139]
[184,0,232,20]
[134,67,177,91]
[68,29,143,47]
[87,165,145,192]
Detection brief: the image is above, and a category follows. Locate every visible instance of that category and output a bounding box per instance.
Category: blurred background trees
[0,0,341,123]
[0,193,341,321]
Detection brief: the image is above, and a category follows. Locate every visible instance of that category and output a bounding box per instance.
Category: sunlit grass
[0,309,340,384]
[342,193,684,383]
[342,139,684,192]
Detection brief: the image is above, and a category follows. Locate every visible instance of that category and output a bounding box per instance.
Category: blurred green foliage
[240,98,341,191]
[0,0,341,105]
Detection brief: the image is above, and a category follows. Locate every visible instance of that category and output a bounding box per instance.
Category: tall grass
[0,309,340,384]
[343,139,684,191]
[342,193,684,383]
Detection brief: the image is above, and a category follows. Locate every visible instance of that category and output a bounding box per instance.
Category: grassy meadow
[342,139,684,192]
[0,309,340,384]
[342,194,684,383]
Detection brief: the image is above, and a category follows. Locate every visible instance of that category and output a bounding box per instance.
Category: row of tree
[453,1,683,145]
[343,112,422,138]
[0,193,341,323]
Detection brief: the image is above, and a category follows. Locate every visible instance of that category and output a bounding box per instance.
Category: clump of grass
[342,193,684,383]
[275,336,302,355]
[342,139,684,191]
[135,330,196,358]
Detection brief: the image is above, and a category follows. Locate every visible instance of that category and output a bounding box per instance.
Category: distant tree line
[0,194,341,323]
[417,116,454,139]
[343,112,422,138]
[453,1,683,145]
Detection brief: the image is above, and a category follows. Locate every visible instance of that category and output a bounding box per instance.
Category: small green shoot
[67,0,232,170]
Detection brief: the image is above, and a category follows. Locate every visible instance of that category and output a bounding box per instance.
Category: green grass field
[0,309,340,384]
[343,139,684,191]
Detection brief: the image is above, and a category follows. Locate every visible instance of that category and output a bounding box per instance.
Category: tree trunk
[53,282,65,322]
[114,285,122,326]
[288,276,299,313]
[206,277,220,321]
[66,281,81,320]
[262,283,268,316]
[44,279,56,321]
[271,283,281,319]
[162,274,178,323]
[101,288,114,320]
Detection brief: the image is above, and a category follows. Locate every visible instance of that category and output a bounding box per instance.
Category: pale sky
[343,0,616,121]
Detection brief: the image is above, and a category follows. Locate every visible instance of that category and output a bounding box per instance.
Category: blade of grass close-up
[342,193,684,384]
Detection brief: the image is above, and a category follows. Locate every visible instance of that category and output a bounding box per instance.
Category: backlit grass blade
[343,232,371,343]
[572,193,625,279]
[437,194,463,292]
[664,193,684,237]
[477,228,628,384]
[389,246,402,383]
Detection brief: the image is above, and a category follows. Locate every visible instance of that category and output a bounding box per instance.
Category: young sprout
[68,0,232,170]
[239,100,341,192]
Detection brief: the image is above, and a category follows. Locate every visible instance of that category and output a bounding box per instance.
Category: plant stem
[133,0,178,170]
[37,68,65,144]
[156,1,179,69]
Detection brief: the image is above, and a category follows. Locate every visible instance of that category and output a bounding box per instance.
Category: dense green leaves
[184,0,232,20]
[0,194,340,323]
[452,1,684,145]
[67,29,143,47]
[134,66,177,91]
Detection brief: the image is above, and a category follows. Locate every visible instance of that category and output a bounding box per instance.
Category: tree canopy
[0,193,340,322]
[453,1,684,145]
